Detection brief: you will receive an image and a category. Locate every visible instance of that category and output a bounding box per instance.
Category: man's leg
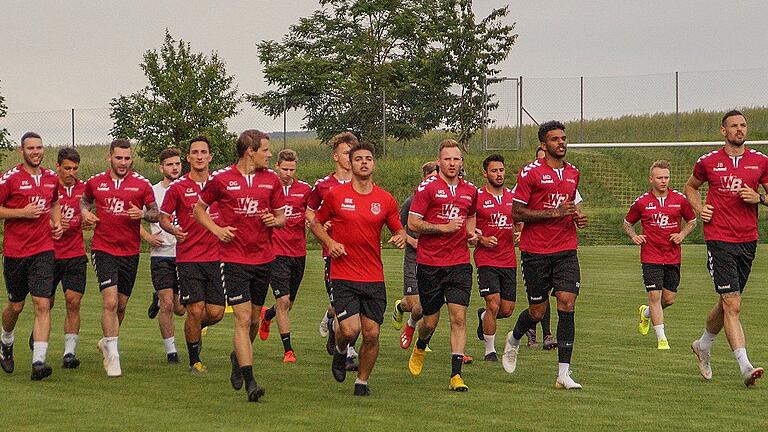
[157,289,178,362]
[1,301,24,373]
[185,301,205,371]
[720,292,761,384]
[274,295,293,353]
[399,294,421,349]
[356,316,380,382]
[63,290,83,365]
[331,313,361,382]
[481,293,500,356]
[30,295,52,371]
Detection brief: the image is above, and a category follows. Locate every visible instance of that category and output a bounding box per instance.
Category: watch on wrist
[760,194,766,205]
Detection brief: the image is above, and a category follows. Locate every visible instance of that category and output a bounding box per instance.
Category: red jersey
[0,165,59,258]
[315,182,402,282]
[272,180,312,257]
[625,190,696,264]
[474,186,516,268]
[307,173,351,257]
[692,147,768,242]
[409,176,477,267]
[55,180,86,259]
[160,174,221,263]
[84,170,155,256]
[199,165,286,265]
[513,159,580,254]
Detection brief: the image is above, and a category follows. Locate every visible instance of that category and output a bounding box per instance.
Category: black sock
[423,330,434,345]
[557,310,575,364]
[264,306,277,321]
[512,309,537,340]
[280,333,292,352]
[326,311,334,320]
[416,338,428,350]
[240,365,255,386]
[451,354,463,377]
[396,302,405,313]
[541,303,551,335]
[351,333,359,347]
[187,340,201,366]
[200,320,208,330]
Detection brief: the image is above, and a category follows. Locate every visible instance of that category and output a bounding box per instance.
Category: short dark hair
[188,136,211,151]
[236,129,269,158]
[538,120,566,143]
[277,149,297,164]
[329,132,359,151]
[110,138,132,153]
[348,141,376,161]
[722,110,745,126]
[421,161,438,177]
[482,154,505,171]
[57,147,80,165]
[159,147,181,163]
[20,131,41,148]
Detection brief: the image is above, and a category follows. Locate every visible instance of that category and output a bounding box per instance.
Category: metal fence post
[675,71,680,142]
[518,75,523,149]
[580,76,584,144]
[71,108,75,147]
[382,89,387,158]
[283,96,287,149]
[482,76,488,151]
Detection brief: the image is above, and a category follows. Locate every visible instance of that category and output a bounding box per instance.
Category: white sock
[733,348,754,375]
[653,324,666,341]
[163,337,177,354]
[643,306,650,318]
[354,378,368,385]
[480,310,487,321]
[336,345,347,356]
[64,333,79,356]
[508,333,521,348]
[347,344,357,358]
[1,327,14,345]
[105,336,119,357]
[483,334,496,355]
[32,342,48,364]
[558,362,570,377]
[698,329,716,351]
[407,317,417,328]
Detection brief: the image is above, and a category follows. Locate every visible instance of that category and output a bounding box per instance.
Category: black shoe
[0,342,14,373]
[147,292,160,319]
[62,353,80,369]
[326,325,336,356]
[476,308,485,341]
[167,352,179,364]
[484,352,498,362]
[31,361,52,381]
[345,356,359,372]
[246,379,265,402]
[332,351,347,382]
[354,383,370,396]
[230,351,243,390]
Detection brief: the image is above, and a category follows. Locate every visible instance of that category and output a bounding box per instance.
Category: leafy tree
[111,30,240,167]
[0,82,13,163]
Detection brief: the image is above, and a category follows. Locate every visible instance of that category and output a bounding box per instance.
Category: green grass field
[2,246,767,431]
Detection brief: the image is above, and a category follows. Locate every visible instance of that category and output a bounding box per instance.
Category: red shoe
[463,355,473,364]
[283,350,297,363]
[400,324,415,349]
[258,306,271,341]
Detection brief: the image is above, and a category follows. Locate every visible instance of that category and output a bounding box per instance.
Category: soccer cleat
[30,362,53,381]
[691,340,713,380]
[167,352,180,364]
[201,326,208,337]
[476,308,485,341]
[408,347,426,376]
[347,345,359,360]
[283,350,297,363]
[638,305,650,336]
[743,367,764,388]
[502,331,520,373]
[319,313,329,338]
[105,355,122,377]
[449,374,469,391]
[0,342,14,373]
[189,361,208,375]
[345,356,358,371]
[463,355,473,364]
[400,324,415,349]
[147,292,160,319]
[657,338,670,350]
[332,351,347,382]
[526,329,538,347]
[555,371,583,390]
[353,383,370,396]
[62,353,80,369]
[484,352,498,362]
[425,345,433,353]
[392,299,404,330]
[326,326,336,356]
[543,334,558,350]
[258,306,271,341]
[246,380,266,402]
[230,351,244,390]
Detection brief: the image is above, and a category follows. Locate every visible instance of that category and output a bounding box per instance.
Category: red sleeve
[199,177,220,206]
[625,199,641,224]
[314,190,334,225]
[83,178,94,201]
[408,184,430,217]
[385,193,403,233]
[0,176,11,205]
[760,157,768,185]
[307,186,322,211]
[692,158,707,182]
[681,197,696,222]
[467,188,477,217]
[271,175,287,210]
[143,182,156,207]
[161,185,178,215]
[513,169,533,205]
[51,181,59,204]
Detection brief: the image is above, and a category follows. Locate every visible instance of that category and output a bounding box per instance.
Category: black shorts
[521,250,580,304]
[416,263,473,316]
[641,263,680,292]
[270,255,306,301]
[52,255,87,296]
[403,252,418,296]
[151,257,179,293]
[4,251,55,302]
[222,262,271,306]
[91,251,140,297]
[477,266,517,301]
[177,261,225,306]
[324,257,332,295]
[330,279,386,325]
[706,240,756,295]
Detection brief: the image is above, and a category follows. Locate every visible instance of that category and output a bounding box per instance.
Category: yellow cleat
[201,326,208,337]
[425,345,433,353]
[449,374,468,392]
[392,300,404,330]
[657,338,670,350]
[638,305,650,336]
[409,347,426,376]
[189,361,208,375]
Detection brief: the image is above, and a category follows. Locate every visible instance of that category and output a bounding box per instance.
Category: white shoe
[691,340,712,380]
[105,354,122,377]
[319,314,329,338]
[555,371,583,390]
[742,367,764,387]
[347,345,358,360]
[502,331,520,373]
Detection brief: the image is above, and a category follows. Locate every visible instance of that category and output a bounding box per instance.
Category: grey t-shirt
[400,195,417,261]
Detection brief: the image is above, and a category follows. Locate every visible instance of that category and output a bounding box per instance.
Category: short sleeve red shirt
[307,173,350,257]
[0,165,59,258]
[198,165,286,265]
[474,187,517,268]
[692,147,768,242]
[83,170,155,256]
[513,159,580,254]
[315,182,402,282]
[160,174,221,263]
[409,176,478,267]
[55,180,86,259]
[625,190,696,264]
[272,180,312,257]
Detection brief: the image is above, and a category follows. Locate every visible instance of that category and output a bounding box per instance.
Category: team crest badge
[370,202,381,215]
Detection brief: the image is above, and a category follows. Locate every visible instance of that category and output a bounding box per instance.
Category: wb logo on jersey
[62,205,75,220]
[441,204,460,219]
[545,193,569,209]
[238,198,260,215]
[29,196,47,208]
[651,213,669,228]
[720,175,743,192]
[490,212,508,227]
[106,198,125,214]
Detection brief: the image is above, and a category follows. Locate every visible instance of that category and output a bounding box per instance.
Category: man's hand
[557,201,577,218]
[21,202,45,219]
[147,233,164,248]
[82,209,100,227]
[388,234,406,249]
[669,233,684,245]
[172,228,188,243]
[479,235,498,248]
[260,211,279,228]
[326,240,347,258]
[50,221,63,240]
[443,216,464,234]
[700,204,714,223]
[632,234,647,245]
[215,226,237,243]
[738,184,760,204]
[574,211,588,228]
[127,203,144,220]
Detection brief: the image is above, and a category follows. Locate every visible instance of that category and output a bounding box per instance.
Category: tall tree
[0,82,12,163]
[110,30,240,166]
